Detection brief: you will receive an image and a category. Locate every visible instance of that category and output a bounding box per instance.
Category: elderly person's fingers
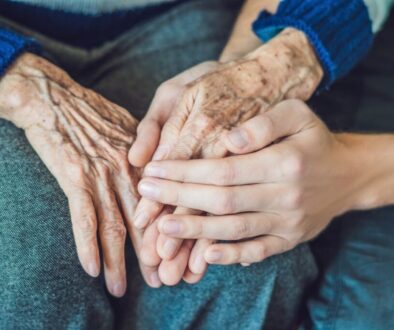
[158,213,279,241]
[68,190,100,278]
[129,61,219,168]
[129,117,162,168]
[182,266,205,284]
[222,99,316,155]
[158,239,194,286]
[138,177,286,215]
[140,220,162,267]
[204,235,292,265]
[95,186,127,298]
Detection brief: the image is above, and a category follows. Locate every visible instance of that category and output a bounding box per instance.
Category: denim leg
[0,121,114,329]
[304,13,394,330]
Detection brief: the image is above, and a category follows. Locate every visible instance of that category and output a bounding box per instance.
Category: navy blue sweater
[0,0,389,90]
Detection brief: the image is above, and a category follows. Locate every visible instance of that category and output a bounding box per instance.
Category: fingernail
[163,239,177,258]
[138,181,160,199]
[88,262,99,277]
[241,263,251,267]
[134,212,149,229]
[112,282,125,297]
[206,250,223,263]
[150,272,162,288]
[162,220,181,235]
[153,145,169,161]
[228,129,248,149]
[144,164,166,178]
[192,254,206,274]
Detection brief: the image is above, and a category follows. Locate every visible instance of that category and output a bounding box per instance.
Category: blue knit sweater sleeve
[252,0,374,90]
[0,28,39,76]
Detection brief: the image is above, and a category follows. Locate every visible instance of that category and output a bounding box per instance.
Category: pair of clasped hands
[1,28,356,298]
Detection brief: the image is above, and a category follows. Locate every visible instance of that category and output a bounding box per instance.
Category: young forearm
[339,133,394,211]
[220,0,280,62]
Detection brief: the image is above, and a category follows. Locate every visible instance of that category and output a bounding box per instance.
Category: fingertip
[223,128,250,155]
[107,279,127,297]
[204,246,224,264]
[158,261,183,286]
[183,268,204,284]
[87,261,100,277]
[140,246,161,268]
[128,139,151,167]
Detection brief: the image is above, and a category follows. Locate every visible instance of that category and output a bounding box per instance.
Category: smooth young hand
[141,100,363,265]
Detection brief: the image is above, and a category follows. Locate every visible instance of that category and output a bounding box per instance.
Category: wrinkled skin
[0,53,150,297]
[129,28,324,286]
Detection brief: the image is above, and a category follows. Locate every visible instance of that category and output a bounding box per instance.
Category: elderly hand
[0,53,152,296]
[141,100,361,264]
[129,28,323,285]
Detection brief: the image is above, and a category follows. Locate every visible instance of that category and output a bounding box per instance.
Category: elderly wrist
[248,28,323,100]
[0,53,55,128]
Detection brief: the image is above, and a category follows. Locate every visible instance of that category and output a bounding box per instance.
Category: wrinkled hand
[0,54,150,296]
[130,28,323,285]
[143,100,357,264]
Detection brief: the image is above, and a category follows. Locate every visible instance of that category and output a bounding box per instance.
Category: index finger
[144,148,284,186]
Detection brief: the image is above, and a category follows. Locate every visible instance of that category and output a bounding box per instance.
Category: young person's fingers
[144,148,284,186]
[188,238,212,275]
[133,197,164,229]
[223,99,315,154]
[138,177,285,215]
[182,266,205,284]
[204,235,291,265]
[158,239,195,286]
[129,117,162,167]
[158,212,278,241]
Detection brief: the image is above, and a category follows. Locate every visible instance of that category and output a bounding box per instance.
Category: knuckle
[285,187,304,210]
[283,151,305,180]
[100,222,127,243]
[287,99,310,114]
[260,115,275,142]
[215,190,236,215]
[255,243,267,261]
[156,82,180,99]
[229,217,250,240]
[74,214,96,236]
[214,159,236,185]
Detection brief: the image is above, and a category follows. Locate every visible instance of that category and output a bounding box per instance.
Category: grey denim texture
[0,1,318,329]
[303,12,394,330]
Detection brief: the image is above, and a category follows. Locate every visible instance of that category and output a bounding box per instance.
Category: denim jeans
[303,12,394,330]
[0,1,317,329]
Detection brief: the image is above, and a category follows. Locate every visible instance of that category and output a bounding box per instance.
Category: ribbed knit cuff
[252,0,374,90]
[0,28,39,76]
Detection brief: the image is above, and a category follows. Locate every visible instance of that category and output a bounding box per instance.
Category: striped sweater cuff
[0,28,39,76]
[252,0,374,90]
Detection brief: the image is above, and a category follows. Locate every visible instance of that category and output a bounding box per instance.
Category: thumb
[223,99,315,154]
